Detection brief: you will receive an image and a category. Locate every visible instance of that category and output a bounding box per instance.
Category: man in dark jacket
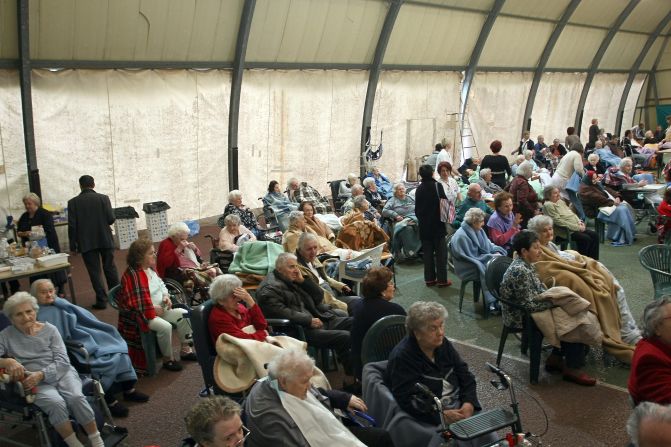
[67,175,119,309]
[256,252,352,372]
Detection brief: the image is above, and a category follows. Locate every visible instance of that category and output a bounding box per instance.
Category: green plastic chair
[639,245,671,300]
[360,315,407,367]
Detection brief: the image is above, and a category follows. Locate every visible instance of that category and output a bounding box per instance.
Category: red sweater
[628,337,671,405]
[208,303,268,344]
[156,237,179,278]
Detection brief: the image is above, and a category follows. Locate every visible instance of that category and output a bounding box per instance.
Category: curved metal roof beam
[573,0,639,134]
[459,0,506,118]
[614,12,671,135]
[521,0,581,135]
[228,0,256,191]
[360,0,403,176]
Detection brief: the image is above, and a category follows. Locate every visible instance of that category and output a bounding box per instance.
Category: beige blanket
[532,286,603,348]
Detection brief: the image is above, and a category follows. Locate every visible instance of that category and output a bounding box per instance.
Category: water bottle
[0,238,8,259]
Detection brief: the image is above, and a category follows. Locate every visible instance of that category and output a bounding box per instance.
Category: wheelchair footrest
[448,408,518,440]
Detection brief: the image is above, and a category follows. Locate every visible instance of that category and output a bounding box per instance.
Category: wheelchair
[0,314,128,447]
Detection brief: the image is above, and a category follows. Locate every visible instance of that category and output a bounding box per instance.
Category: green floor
[389,223,659,389]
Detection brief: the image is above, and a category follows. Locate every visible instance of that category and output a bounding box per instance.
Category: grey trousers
[34,368,96,427]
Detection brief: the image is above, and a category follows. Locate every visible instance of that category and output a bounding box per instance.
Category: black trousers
[82,248,119,304]
[349,426,395,447]
[553,342,587,369]
[570,229,600,260]
[421,235,447,283]
[305,316,353,374]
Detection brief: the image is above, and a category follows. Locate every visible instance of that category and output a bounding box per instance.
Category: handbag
[435,183,449,223]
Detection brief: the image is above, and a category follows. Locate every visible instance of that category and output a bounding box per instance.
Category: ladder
[446,112,479,165]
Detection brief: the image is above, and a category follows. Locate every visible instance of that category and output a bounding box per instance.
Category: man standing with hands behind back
[68,175,119,310]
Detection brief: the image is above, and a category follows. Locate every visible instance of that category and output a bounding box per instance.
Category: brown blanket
[336,220,390,252]
[534,245,634,363]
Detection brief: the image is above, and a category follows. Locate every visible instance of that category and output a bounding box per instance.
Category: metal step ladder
[446,112,479,165]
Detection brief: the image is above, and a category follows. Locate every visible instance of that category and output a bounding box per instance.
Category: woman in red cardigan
[629,298,671,405]
[208,274,269,345]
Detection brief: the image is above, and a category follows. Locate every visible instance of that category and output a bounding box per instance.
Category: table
[0,261,76,304]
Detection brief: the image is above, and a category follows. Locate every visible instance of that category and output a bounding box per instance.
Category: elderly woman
[263,180,298,231]
[586,153,606,176]
[218,214,257,253]
[0,293,106,447]
[526,215,640,361]
[245,349,390,447]
[220,190,261,237]
[452,208,507,313]
[437,161,461,227]
[350,267,405,378]
[477,168,503,195]
[367,167,393,200]
[208,274,269,344]
[342,196,379,227]
[509,161,540,228]
[487,191,522,252]
[282,210,336,254]
[500,231,596,386]
[339,173,359,199]
[363,177,386,210]
[382,183,421,260]
[117,238,196,373]
[629,297,671,405]
[542,185,600,259]
[33,279,148,418]
[185,396,247,447]
[579,171,637,246]
[341,184,365,215]
[604,158,658,206]
[157,222,221,288]
[415,164,450,287]
[299,201,335,241]
[480,140,511,188]
[510,154,525,178]
[551,142,586,221]
[523,149,540,172]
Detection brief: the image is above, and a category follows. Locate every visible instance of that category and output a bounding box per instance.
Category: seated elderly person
[295,233,357,314]
[546,138,567,169]
[299,201,335,242]
[287,177,330,214]
[579,171,636,246]
[256,253,353,374]
[363,177,386,210]
[208,274,269,344]
[487,191,522,253]
[386,301,495,445]
[220,189,262,237]
[629,297,671,406]
[586,153,607,176]
[282,210,336,254]
[452,183,493,228]
[542,185,599,259]
[366,166,393,200]
[627,402,671,447]
[218,214,257,253]
[523,149,540,172]
[458,157,480,184]
[263,180,298,230]
[157,222,222,289]
[382,183,421,259]
[351,267,405,378]
[477,168,503,195]
[117,239,196,373]
[342,184,365,215]
[185,396,247,447]
[500,231,596,386]
[593,140,621,168]
[339,173,360,199]
[452,208,507,314]
[0,293,106,447]
[526,215,641,361]
[342,196,379,227]
[510,154,525,178]
[510,161,540,229]
[604,157,659,205]
[33,279,148,418]
[245,349,392,447]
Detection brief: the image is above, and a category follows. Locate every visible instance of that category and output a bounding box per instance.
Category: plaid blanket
[117,267,156,372]
[289,182,330,213]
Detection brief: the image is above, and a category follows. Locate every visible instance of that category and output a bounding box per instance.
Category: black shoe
[108,401,129,418]
[123,390,150,403]
[92,302,107,310]
[180,351,198,362]
[163,360,183,372]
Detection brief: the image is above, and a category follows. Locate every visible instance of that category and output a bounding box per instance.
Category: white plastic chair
[338,242,386,295]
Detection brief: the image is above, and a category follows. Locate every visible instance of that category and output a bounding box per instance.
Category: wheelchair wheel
[164,278,189,307]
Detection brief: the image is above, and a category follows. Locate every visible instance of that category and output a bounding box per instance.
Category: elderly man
[256,253,353,374]
[286,177,330,214]
[295,233,359,315]
[627,402,671,447]
[185,396,248,447]
[452,183,493,228]
[477,168,503,195]
[341,184,364,214]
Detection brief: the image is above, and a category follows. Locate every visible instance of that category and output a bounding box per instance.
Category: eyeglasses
[232,425,250,446]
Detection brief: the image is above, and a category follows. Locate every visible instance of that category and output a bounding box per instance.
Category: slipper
[436,280,453,288]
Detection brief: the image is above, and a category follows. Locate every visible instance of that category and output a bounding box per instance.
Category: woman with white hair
[282,210,336,254]
[208,274,269,344]
[220,189,260,237]
[339,173,359,199]
[509,161,540,228]
[341,195,378,226]
[0,292,106,447]
[586,153,606,175]
[477,168,503,195]
[218,214,257,253]
[363,176,386,209]
[245,349,390,447]
[382,183,421,259]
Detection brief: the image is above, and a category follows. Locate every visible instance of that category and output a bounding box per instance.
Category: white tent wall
[370,71,462,181]
[468,72,533,157]
[237,69,367,209]
[622,74,647,134]
[30,69,231,230]
[0,70,29,215]
[579,73,628,138]
[529,72,586,144]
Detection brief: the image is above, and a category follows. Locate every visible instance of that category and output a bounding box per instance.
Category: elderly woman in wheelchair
[0,292,106,447]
